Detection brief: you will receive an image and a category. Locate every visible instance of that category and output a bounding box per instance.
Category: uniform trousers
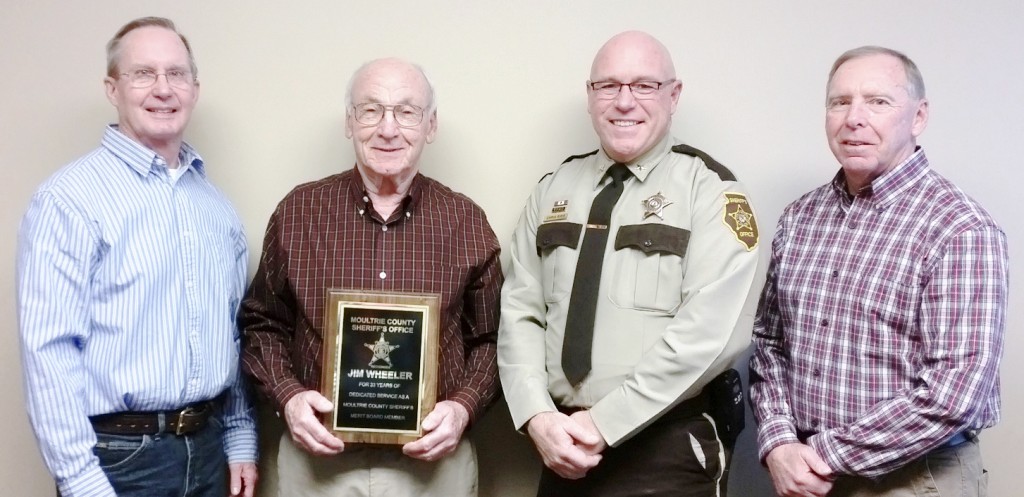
[537,411,728,497]
[829,438,987,497]
[278,432,478,497]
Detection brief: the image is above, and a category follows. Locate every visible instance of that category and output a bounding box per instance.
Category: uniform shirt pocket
[535,222,582,303]
[610,224,689,312]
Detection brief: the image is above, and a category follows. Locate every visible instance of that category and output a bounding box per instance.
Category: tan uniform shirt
[498,136,761,445]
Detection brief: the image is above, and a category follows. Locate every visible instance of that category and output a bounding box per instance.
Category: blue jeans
[91,416,227,497]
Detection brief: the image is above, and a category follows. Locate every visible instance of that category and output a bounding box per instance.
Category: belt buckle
[175,406,198,436]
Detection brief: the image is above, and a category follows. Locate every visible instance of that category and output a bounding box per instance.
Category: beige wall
[3,1,1021,495]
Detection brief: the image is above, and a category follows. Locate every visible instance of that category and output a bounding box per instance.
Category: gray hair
[828,46,925,100]
[344,59,437,115]
[106,17,197,78]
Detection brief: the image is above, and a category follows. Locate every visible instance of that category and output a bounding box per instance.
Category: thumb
[421,408,443,431]
[805,452,833,477]
[563,418,601,446]
[307,392,335,414]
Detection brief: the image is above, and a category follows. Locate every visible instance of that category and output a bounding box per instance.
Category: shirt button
[813,369,821,377]
[358,209,365,215]
[363,196,369,203]
[382,226,388,232]
[379,271,387,279]
[832,270,839,278]
[820,319,829,326]
[848,221,858,229]
[643,240,652,247]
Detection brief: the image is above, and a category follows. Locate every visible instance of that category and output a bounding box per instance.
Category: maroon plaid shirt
[750,149,1007,478]
[241,168,503,422]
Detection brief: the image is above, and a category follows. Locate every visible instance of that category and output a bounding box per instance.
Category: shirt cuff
[223,425,259,463]
[57,464,117,497]
[756,416,801,463]
[270,377,308,413]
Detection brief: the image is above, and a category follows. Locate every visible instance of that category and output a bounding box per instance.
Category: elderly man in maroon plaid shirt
[750,46,1007,497]
[240,58,503,497]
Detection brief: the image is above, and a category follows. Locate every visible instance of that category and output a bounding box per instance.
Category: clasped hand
[527,410,606,479]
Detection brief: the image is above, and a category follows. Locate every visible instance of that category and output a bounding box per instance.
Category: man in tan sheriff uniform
[498,31,762,497]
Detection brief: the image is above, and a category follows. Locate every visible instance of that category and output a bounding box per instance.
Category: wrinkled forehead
[351,62,431,105]
[117,26,191,68]
[828,54,910,95]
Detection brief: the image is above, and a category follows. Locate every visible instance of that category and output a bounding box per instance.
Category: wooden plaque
[321,290,440,444]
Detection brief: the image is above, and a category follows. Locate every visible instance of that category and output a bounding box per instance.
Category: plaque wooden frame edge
[321,289,440,445]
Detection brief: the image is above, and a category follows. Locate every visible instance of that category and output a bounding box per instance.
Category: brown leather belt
[89,400,216,436]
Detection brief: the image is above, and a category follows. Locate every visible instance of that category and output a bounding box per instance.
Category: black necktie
[562,163,631,386]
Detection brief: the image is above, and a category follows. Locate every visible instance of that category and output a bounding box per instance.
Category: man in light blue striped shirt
[16,17,257,497]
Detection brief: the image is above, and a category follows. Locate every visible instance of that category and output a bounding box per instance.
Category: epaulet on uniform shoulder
[671,144,736,182]
[562,149,599,164]
[535,149,599,183]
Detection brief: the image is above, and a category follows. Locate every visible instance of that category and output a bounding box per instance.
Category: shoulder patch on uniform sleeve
[561,149,599,164]
[671,144,737,182]
[722,192,759,251]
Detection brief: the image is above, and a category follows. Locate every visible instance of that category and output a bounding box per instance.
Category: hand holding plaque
[321,290,440,444]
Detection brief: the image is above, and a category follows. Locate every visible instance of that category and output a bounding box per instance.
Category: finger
[229,469,241,496]
[244,471,258,497]
[294,424,343,455]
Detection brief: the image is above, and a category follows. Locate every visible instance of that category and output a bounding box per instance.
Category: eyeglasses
[350,103,426,127]
[119,69,195,90]
[588,80,675,99]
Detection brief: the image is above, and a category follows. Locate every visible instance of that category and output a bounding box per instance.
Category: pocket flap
[614,224,690,257]
[536,222,582,255]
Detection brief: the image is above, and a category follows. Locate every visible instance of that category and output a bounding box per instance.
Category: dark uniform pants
[537,410,729,497]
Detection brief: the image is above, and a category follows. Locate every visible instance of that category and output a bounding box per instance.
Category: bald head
[591,31,676,82]
[345,57,436,114]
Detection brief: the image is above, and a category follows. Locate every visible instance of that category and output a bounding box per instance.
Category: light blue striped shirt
[16,126,257,497]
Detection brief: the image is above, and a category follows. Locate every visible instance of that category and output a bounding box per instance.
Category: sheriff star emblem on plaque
[641,192,673,220]
[365,334,399,368]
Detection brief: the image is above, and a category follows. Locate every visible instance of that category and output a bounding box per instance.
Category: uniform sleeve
[446,207,504,423]
[748,212,802,462]
[588,174,762,446]
[809,227,1008,477]
[17,191,118,497]
[498,179,560,430]
[239,205,307,412]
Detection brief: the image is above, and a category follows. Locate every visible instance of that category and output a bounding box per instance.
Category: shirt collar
[101,124,205,178]
[831,147,929,209]
[348,167,424,222]
[594,134,673,188]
